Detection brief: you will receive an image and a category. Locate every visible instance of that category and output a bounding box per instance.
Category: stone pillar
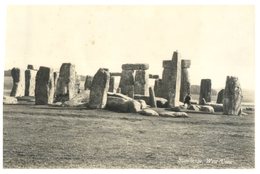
[35,66,54,105]
[84,75,93,90]
[119,70,135,96]
[109,76,115,92]
[199,79,212,105]
[216,89,224,104]
[10,68,25,97]
[149,87,157,108]
[154,79,163,97]
[223,76,243,115]
[53,72,59,99]
[179,59,191,102]
[161,51,181,107]
[89,68,110,109]
[134,70,149,96]
[25,69,37,96]
[55,63,77,102]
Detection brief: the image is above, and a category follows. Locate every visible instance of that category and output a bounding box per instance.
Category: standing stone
[180,60,191,102]
[199,79,212,105]
[154,79,163,97]
[89,68,110,109]
[119,70,135,96]
[134,70,149,96]
[25,69,37,96]
[161,51,181,107]
[35,66,54,105]
[10,68,25,97]
[109,76,115,92]
[84,75,93,90]
[223,76,243,115]
[216,89,225,104]
[55,63,77,102]
[53,72,59,99]
[149,87,157,108]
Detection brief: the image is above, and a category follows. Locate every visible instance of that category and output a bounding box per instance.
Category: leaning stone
[149,87,157,108]
[200,105,214,113]
[216,89,225,104]
[10,68,25,97]
[55,63,78,102]
[159,111,188,118]
[25,69,37,96]
[3,96,18,104]
[199,79,212,104]
[139,108,159,116]
[223,76,243,115]
[122,63,149,70]
[89,68,110,109]
[35,66,54,105]
[84,75,93,90]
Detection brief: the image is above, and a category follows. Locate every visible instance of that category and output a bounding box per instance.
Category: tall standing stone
[179,60,191,102]
[119,70,135,97]
[134,70,149,96]
[10,68,25,97]
[223,76,243,115]
[35,66,54,105]
[89,68,110,109]
[149,87,157,108]
[161,51,181,107]
[154,79,163,97]
[109,76,115,92]
[216,89,225,104]
[55,63,77,102]
[199,79,212,105]
[84,75,93,90]
[25,69,37,96]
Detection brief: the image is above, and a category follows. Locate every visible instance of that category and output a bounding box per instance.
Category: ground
[3,104,254,168]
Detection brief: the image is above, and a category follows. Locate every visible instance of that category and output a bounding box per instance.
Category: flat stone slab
[122,64,149,70]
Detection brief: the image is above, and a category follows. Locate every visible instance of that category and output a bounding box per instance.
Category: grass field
[3,104,254,168]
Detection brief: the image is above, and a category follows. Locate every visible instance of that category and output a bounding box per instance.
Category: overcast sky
[5,5,254,90]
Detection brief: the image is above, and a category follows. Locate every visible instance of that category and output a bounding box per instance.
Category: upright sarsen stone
[154,79,163,97]
[25,69,37,96]
[55,63,77,102]
[217,89,224,104]
[35,66,54,105]
[10,68,25,97]
[223,76,243,115]
[180,60,191,102]
[134,70,149,96]
[119,70,135,96]
[109,76,115,92]
[199,79,212,105]
[89,68,110,109]
[84,75,93,90]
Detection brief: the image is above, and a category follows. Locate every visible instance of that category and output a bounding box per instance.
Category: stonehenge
[199,79,212,105]
[179,60,191,102]
[35,66,55,105]
[223,76,243,115]
[10,68,25,97]
[25,69,37,96]
[55,63,78,102]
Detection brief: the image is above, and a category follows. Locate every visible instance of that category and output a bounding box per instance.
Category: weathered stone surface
[159,111,188,118]
[139,108,159,116]
[10,68,25,97]
[122,63,149,70]
[53,72,59,99]
[119,70,135,96]
[154,79,163,97]
[223,76,243,115]
[84,75,93,90]
[89,68,110,109]
[116,88,121,93]
[27,64,34,70]
[137,99,147,109]
[216,89,224,104]
[162,60,172,68]
[55,63,78,102]
[206,103,223,112]
[109,76,115,92]
[187,104,200,111]
[149,87,157,108]
[3,96,18,104]
[106,93,141,112]
[35,66,54,105]
[134,70,149,96]
[200,105,214,113]
[156,97,168,108]
[63,90,90,107]
[161,51,181,107]
[25,69,37,96]
[149,74,159,79]
[180,60,191,102]
[199,79,212,105]
[110,72,122,76]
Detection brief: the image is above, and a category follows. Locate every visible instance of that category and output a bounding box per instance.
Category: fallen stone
[187,104,200,111]
[200,105,214,113]
[64,90,90,107]
[159,111,188,118]
[3,96,18,104]
[137,99,147,109]
[206,103,223,112]
[156,97,168,108]
[139,108,159,116]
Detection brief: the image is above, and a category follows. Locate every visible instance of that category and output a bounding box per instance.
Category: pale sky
[5,5,254,90]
